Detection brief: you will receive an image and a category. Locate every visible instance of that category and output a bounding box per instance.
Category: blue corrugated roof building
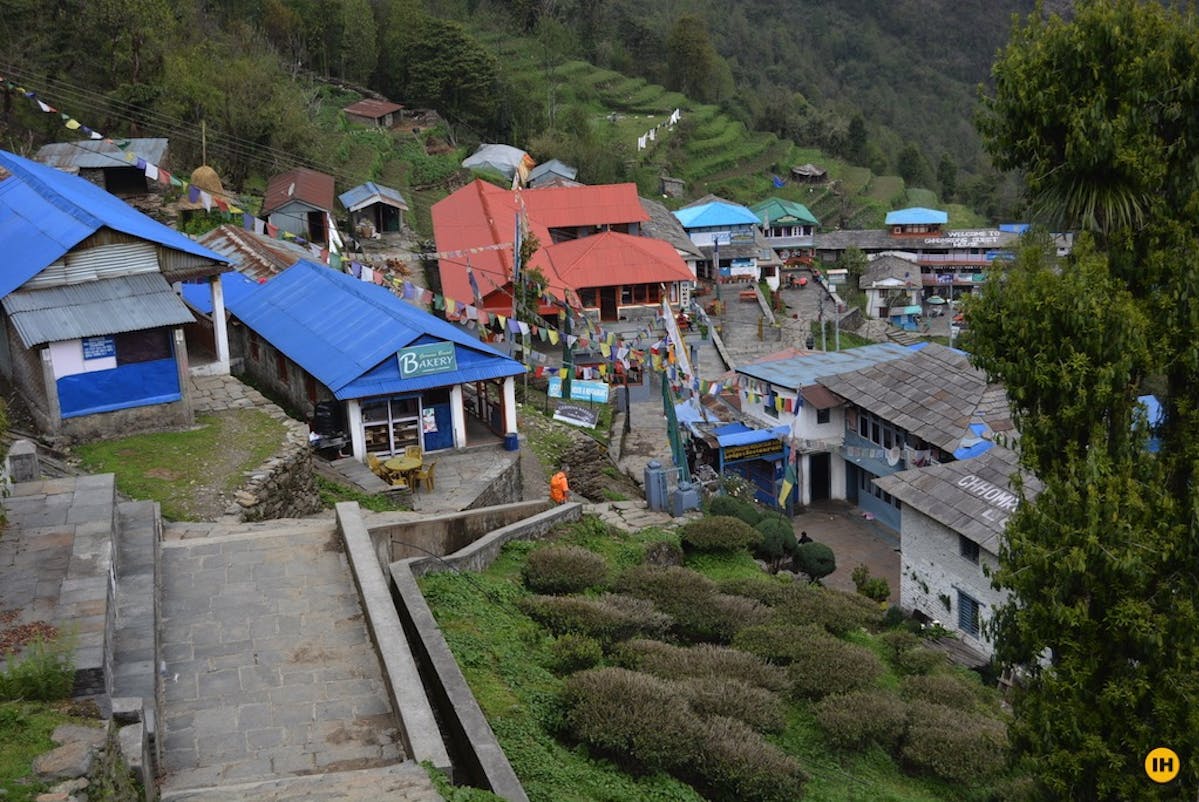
[0,149,225,298]
[736,343,912,390]
[338,182,409,213]
[225,260,524,400]
[673,200,761,229]
[884,207,948,226]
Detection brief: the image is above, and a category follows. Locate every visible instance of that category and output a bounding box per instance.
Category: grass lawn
[420,518,1009,802]
[0,702,97,802]
[75,409,287,521]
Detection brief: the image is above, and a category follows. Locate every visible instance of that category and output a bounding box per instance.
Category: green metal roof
[750,197,819,227]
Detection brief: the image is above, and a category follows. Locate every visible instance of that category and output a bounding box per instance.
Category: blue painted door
[421,402,454,451]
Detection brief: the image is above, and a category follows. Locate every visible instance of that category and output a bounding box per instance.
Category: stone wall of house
[899,506,1005,659]
[232,330,335,425]
[58,399,193,444]
[230,413,323,521]
[464,457,522,510]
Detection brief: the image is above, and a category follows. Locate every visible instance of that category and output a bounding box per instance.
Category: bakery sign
[398,342,457,379]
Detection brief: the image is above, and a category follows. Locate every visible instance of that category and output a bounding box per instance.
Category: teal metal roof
[0,149,226,299]
[673,200,760,229]
[885,207,948,226]
[750,197,819,227]
[225,260,525,399]
[735,343,913,391]
[338,182,409,212]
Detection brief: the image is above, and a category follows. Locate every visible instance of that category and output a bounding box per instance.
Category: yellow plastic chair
[366,454,387,478]
[416,461,436,491]
[405,445,423,460]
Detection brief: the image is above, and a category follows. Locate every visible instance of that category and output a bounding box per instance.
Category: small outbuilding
[34,137,169,195]
[342,98,405,128]
[262,167,336,245]
[338,182,409,238]
[790,163,827,183]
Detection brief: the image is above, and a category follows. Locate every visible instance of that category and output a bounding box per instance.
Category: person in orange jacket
[550,465,571,504]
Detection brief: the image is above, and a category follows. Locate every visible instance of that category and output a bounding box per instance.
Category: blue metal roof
[736,343,912,391]
[884,207,949,226]
[0,149,226,299]
[180,271,264,315]
[337,182,409,212]
[673,201,761,229]
[717,424,790,448]
[224,260,525,399]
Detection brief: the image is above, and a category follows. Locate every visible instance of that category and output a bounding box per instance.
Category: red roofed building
[432,179,694,320]
[342,98,405,128]
[262,168,336,246]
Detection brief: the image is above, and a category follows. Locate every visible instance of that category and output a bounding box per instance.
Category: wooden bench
[738,289,758,302]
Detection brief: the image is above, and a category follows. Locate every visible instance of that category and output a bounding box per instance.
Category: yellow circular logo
[1145,747,1180,783]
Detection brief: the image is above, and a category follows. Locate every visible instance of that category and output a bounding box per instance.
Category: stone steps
[160,760,442,801]
[111,500,160,739]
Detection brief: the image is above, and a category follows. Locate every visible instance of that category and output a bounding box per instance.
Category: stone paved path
[158,520,439,798]
[582,500,699,533]
[161,761,440,802]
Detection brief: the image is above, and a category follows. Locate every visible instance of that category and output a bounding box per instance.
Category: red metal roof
[262,168,335,215]
[432,180,660,308]
[342,99,404,119]
[540,231,694,288]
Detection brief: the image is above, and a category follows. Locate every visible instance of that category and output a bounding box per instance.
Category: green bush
[616,639,790,693]
[547,634,604,674]
[0,635,75,701]
[732,623,827,665]
[563,667,702,770]
[814,689,909,752]
[894,645,949,676]
[676,676,786,733]
[900,672,995,713]
[696,715,809,802]
[753,518,796,566]
[850,563,892,602]
[901,701,1008,783]
[680,516,762,554]
[786,635,886,700]
[642,539,684,567]
[617,565,769,642]
[518,593,671,645]
[774,584,883,636]
[879,629,921,660]
[521,545,609,595]
[793,541,836,581]
[706,495,762,525]
[717,577,789,606]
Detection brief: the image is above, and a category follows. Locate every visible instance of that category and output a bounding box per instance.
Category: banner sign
[398,342,457,378]
[82,335,116,360]
[723,438,784,462]
[553,404,599,429]
[548,377,610,403]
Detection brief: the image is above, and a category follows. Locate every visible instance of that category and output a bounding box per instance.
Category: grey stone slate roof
[874,446,1041,552]
[817,342,1012,452]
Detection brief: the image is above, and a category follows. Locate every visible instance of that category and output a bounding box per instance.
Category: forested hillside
[0,0,1032,227]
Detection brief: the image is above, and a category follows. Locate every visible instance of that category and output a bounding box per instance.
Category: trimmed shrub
[521,545,608,594]
[814,689,909,752]
[894,645,949,676]
[793,540,836,581]
[563,667,703,770]
[732,623,827,665]
[617,565,769,642]
[879,628,921,660]
[753,518,796,567]
[676,676,786,733]
[901,701,1008,783]
[518,593,671,645]
[680,516,762,554]
[850,563,891,602]
[786,635,886,699]
[774,584,883,635]
[616,639,790,693]
[697,715,808,802]
[706,495,762,525]
[547,634,603,674]
[717,577,789,607]
[900,672,995,713]
[642,539,684,567]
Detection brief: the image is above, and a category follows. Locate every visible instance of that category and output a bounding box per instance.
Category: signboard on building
[723,438,784,462]
[82,335,116,361]
[553,403,599,429]
[398,342,457,379]
[548,377,610,403]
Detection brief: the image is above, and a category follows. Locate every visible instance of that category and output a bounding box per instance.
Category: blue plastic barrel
[503,433,520,451]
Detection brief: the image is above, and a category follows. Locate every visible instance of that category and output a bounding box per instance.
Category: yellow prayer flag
[548,329,559,345]
[65,118,81,130]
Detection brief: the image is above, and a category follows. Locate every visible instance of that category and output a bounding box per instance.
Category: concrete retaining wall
[465,458,523,510]
[335,502,452,775]
[366,501,551,572]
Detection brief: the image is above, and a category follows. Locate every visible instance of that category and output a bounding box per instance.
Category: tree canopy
[973,2,1199,797]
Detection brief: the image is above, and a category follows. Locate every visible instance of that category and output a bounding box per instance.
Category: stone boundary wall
[227,415,323,522]
[335,502,452,775]
[465,457,522,510]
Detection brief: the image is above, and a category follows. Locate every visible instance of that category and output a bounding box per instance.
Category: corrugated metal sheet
[34,138,169,171]
[342,99,404,118]
[225,260,523,397]
[3,273,194,347]
[262,168,335,215]
[22,241,159,289]
[196,225,310,280]
[885,207,948,226]
[338,182,409,213]
[674,200,761,229]
[0,150,227,298]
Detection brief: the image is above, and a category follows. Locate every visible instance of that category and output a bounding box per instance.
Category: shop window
[960,535,980,564]
[816,407,830,425]
[957,590,981,637]
[361,396,420,455]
